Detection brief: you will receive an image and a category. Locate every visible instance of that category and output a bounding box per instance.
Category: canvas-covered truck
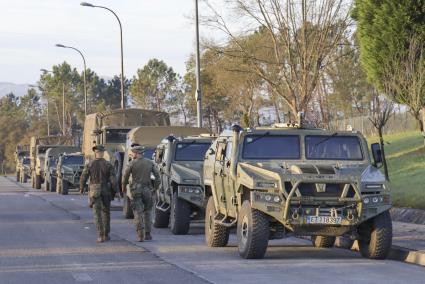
[56,153,85,195]
[153,132,215,235]
[203,124,392,260]
[82,108,170,194]
[15,145,29,182]
[44,146,80,192]
[121,126,209,219]
[30,136,74,189]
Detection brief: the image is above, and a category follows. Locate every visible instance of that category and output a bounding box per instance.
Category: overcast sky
[0,0,203,84]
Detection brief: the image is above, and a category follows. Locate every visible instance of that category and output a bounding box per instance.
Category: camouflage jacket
[80,158,115,192]
[122,157,160,190]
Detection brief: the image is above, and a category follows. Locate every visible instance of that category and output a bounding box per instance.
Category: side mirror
[371,143,383,168]
[208,148,215,155]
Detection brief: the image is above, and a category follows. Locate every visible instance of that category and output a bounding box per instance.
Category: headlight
[257,181,277,188]
[363,197,370,204]
[255,192,282,204]
[178,185,203,194]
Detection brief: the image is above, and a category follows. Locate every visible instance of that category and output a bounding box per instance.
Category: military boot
[104,234,110,241]
[145,232,152,241]
[97,237,104,243]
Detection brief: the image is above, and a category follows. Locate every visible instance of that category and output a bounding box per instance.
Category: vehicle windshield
[144,148,155,160]
[174,142,211,161]
[242,135,300,159]
[105,129,130,144]
[305,135,364,160]
[49,158,57,167]
[63,156,84,165]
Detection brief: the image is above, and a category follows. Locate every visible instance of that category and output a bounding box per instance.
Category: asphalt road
[1,176,424,284]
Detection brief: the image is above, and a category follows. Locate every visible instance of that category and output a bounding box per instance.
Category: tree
[353,0,425,141]
[130,59,177,111]
[204,0,352,118]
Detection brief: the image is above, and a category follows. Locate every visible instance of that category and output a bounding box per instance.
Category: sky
[0,0,204,84]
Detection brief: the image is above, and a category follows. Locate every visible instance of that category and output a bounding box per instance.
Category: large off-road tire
[336,236,355,249]
[358,210,393,259]
[61,179,69,195]
[50,177,56,192]
[237,200,269,259]
[23,174,28,183]
[123,193,134,219]
[35,174,42,189]
[205,196,229,247]
[45,179,50,192]
[16,171,20,182]
[311,236,336,248]
[170,191,191,235]
[153,206,170,228]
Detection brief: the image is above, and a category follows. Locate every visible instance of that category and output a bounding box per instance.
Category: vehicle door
[222,140,236,216]
[213,140,228,215]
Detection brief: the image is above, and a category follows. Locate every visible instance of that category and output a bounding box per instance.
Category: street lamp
[55,44,88,117]
[80,2,125,109]
[41,69,66,136]
[194,0,203,128]
[29,84,50,136]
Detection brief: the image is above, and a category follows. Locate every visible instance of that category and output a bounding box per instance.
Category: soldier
[80,145,116,243]
[122,145,160,242]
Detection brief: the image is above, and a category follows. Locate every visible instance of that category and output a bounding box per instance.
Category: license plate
[307,216,342,224]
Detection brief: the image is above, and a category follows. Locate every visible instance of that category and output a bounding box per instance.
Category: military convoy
[153,132,214,235]
[56,152,85,195]
[29,136,74,189]
[44,147,80,192]
[16,108,393,261]
[203,123,392,259]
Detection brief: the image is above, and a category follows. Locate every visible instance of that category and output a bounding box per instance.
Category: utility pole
[195,0,202,128]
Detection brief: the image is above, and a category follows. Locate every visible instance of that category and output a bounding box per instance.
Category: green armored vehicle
[44,147,80,192]
[56,153,85,195]
[203,123,392,259]
[154,132,214,235]
[15,145,29,182]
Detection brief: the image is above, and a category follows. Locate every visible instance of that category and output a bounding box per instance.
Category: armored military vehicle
[203,123,392,259]
[29,136,74,189]
[15,145,29,182]
[17,157,31,183]
[121,126,209,220]
[153,132,214,235]
[56,153,85,195]
[44,146,80,192]
[82,108,170,195]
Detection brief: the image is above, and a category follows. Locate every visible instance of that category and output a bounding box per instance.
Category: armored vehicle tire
[311,236,336,248]
[50,177,56,192]
[23,174,28,183]
[237,200,269,259]
[205,196,229,247]
[358,210,392,259]
[16,171,20,182]
[336,236,355,249]
[170,191,191,235]
[45,180,50,192]
[35,175,42,189]
[61,179,69,195]
[153,207,170,228]
[123,194,134,219]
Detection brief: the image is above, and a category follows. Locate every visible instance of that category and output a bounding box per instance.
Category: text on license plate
[307,216,342,224]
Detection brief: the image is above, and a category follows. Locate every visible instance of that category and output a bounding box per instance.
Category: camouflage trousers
[90,187,111,238]
[130,187,153,238]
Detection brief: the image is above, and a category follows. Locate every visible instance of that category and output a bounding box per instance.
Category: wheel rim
[240,215,249,247]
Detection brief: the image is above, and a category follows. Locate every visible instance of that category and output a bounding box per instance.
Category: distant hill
[0,82,32,97]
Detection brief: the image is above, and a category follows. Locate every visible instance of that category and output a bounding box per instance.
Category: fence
[329,112,420,136]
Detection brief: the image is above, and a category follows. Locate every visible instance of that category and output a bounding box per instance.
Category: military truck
[56,153,85,195]
[44,146,80,192]
[17,157,31,183]
[203,124,392,260]
[15,145,29,182]
[121,126,209,220]
[30,136,74,189]
[153,132,214,235]
[82,108,170,195]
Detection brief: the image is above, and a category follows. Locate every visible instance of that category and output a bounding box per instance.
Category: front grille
[297,183,356,198]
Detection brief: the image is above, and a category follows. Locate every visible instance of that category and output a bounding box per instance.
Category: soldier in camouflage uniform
[80,145,116,243]
[122,145,160,242]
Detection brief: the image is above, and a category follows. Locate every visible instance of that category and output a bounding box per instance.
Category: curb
[334,239,425,267]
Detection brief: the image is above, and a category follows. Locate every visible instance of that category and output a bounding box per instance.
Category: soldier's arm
[79,163,90,193]
[122,162,132,190]
[151,163,161,190]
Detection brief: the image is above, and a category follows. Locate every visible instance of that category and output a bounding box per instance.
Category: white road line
[72,273,93,282]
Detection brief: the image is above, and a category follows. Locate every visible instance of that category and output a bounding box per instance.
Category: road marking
[84,226,90,230]
[72,273,93,282]
[24,193,30,197]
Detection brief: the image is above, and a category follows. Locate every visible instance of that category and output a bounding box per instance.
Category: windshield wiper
[247,131,270,144]
[314,132,338,147]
